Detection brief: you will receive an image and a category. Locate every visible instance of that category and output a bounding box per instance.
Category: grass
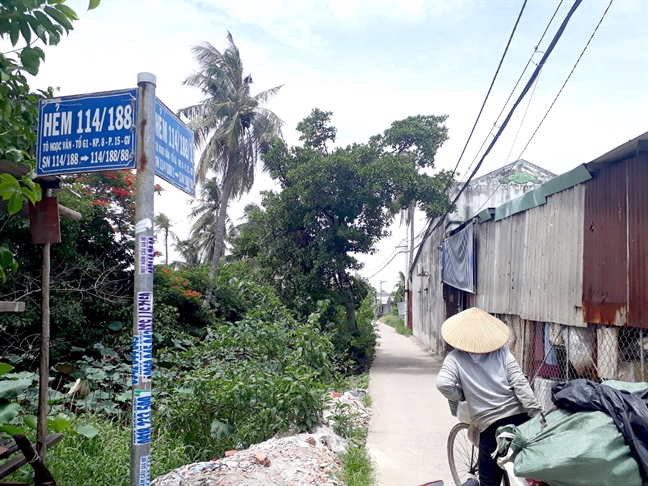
[34,416,198,486]
[331,371,370,393]
[379,313,412,337]
[338,445,375,486]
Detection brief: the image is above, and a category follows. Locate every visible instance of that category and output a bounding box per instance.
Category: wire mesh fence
[494,316,648,411]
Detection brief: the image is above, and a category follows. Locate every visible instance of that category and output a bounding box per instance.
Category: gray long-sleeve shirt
[436,346,541,431]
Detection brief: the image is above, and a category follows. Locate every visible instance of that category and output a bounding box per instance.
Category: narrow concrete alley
[367,323,456,486]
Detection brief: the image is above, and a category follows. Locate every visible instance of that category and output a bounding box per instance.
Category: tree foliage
[232,108,452,368]
[179,33,283,303]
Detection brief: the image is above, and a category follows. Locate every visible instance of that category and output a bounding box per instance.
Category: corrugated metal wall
[410,151,648,356]
[628,153,648,328]
[583,152,648,328]
[475,184,586,327]
[411,224,446,355]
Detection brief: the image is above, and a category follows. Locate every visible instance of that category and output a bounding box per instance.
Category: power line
[451,0,565,197]
[363,238,406,273]
[444,0,528,191]
[427,0,584,240]
[366,251,407,279]
[505,67,544,164]
[517,0,614,159]
[470,73,544,220]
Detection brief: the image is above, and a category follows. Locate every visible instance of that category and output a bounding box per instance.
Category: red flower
[112,188,131,197]
[161,268,171,275]
[107,173,117,180]
[154,250,162,257]
[154,184,164,194]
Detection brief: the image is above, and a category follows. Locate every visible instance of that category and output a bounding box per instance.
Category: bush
[379,314,411,337]
[155,293,335,457]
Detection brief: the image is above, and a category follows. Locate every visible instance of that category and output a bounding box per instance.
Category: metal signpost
[36,75,195,486]
[154,99,195,196]
[131,73,156,486]
[37,89,138,176]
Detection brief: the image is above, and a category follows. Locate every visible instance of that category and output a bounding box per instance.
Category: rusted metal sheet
[475,185,586,327]
[29,197,61,244]
[582,162,628,325]
[627,152,648,329]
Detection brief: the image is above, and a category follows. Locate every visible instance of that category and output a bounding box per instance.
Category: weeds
[338,445,375,486]
[379,314,412,337]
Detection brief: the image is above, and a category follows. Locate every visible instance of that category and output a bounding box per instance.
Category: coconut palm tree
[187,177,234,265]
[154,213,177,266]
[171,239,202,269]
[179,32,283,306]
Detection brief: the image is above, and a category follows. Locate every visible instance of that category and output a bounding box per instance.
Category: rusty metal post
[36,189,52,460]
[131,72,156,486]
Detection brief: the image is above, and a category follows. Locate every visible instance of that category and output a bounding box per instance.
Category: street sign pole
[131,72,156,486]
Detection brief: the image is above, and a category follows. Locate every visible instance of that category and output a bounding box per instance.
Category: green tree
[179,32,283,306]
[379,115,450,269]
[0,171,134,361]
[187,177,232,265]
[172,239,202,270]
[392,271,406,303]
[234,109,453,331]
[0,0,101,280]
[154,213,176,266]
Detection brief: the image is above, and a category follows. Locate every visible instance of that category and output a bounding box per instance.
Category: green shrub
[155,297,335,457]
[379,314,411,337]
[44,416,196,486]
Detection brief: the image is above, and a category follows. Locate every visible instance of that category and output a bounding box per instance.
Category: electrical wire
[443,0,528,192]
[505,66,544,164]
[363,238,406,273]
[451,0,565,197]
[517,0,614,160]
[426,0,584,240]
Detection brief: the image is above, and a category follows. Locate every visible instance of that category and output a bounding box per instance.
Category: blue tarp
[442,223,475,293]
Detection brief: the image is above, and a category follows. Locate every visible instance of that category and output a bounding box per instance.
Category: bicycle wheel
[447,423,510,486]
[448,423,479,486]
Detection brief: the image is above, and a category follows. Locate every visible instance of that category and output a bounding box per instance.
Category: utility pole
[131,72,156,486]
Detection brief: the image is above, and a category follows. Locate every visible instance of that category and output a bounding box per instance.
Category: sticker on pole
[133,389,151,445]
[37,89,137,176]
[137,456,151,486]
[154,98,195,197]
[138,455,151,486]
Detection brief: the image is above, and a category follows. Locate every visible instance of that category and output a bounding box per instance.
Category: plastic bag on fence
[495,408,641,486]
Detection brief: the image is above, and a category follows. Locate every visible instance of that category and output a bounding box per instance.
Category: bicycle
[447,400,511,486]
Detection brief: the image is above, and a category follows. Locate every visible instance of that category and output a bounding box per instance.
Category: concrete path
[367,323,456,486]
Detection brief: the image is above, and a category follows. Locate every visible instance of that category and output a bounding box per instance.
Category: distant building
[448,159,556,226]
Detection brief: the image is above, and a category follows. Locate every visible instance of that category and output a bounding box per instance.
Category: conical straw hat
[441,307,509,353]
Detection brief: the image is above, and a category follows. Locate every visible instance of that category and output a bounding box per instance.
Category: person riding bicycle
[436,307,542,486]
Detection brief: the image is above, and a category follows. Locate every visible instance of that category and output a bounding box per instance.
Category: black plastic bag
[552,379,648,485]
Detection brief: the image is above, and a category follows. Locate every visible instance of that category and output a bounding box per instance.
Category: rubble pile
[152,390,371,486]
[323,390,372,430]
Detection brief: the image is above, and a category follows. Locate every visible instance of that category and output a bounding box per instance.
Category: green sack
[496,409,641,486]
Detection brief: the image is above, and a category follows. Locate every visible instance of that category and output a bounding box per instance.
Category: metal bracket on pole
[131,72,156,486]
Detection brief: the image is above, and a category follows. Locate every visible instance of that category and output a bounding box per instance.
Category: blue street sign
[154,99,195,196]
[37,89,138,176]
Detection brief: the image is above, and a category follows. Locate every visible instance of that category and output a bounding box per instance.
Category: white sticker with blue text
[138,455,150,486]
[133,390,151,445]
[139,236,154,274]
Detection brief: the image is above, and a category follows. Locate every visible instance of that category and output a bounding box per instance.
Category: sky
[18,0,648,293]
